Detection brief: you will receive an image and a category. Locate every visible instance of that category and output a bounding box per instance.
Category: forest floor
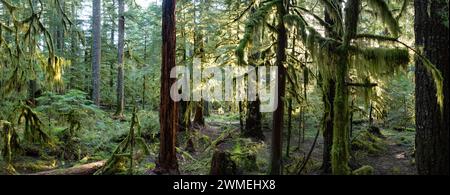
[1,110,417,175]
[178,112,416,175]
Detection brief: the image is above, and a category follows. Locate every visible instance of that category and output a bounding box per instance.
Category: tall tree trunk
[115,0,125,118]
[285,98,293,158]
[27,80,37,106]
[178,9,190,131]
[55,0,65,56]
[69,1,77,90]
[91,0,102,106]
[331,0,359,175]
[192,0,205,127]
[245,98,264,140]
[321,0,340,174]
[271,0,288,175]
[155,0,179,175]
[244,6,264,140]
[414,0,449,175]
[193,103,204,127]
[142,32,148,110]
[331,54,350,175]
[110,0,116,110]
[322,79,335,174]
[369,102,374,126]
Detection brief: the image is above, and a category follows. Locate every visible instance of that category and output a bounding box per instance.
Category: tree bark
[155,0,179,175]
[115,0,125,118]
[285,98,293,157]
[414,0,449,175]
[331,0,358,175]
[244,7,264,140]
[109,0,116,110]
[322,79,335,174]
[321,0,340,174]
[271,0,287,175]
[91,0,102,106]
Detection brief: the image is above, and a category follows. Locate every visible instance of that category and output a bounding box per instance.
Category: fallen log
[30,160,107,175]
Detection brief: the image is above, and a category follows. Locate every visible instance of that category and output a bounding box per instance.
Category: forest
[0,0,448,176]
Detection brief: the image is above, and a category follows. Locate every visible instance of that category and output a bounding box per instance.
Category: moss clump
[352,165,374,175]
[351,131,387,155]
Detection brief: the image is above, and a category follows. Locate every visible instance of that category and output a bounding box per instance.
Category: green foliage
[230,138,264,172]
[95,108,151,175]
[36,90,100,120]
[0,0,72,95]
[137,110,160,140]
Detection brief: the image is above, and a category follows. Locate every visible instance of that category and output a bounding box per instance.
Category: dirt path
[359,137,416,175]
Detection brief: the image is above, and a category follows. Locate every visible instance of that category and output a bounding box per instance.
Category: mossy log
[31,160,107,175]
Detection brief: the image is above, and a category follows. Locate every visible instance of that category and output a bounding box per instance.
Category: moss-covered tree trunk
[414,0,449,175]
[321,0,341,174]
[331,52,351,175]
[322,79,335,173]
[155,0,179,175]
[271,0,288,175]
[192,1,205,127]
[330,0,359,175]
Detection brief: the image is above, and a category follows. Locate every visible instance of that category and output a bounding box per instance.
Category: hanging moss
[319,0,343,29]
[17,104,53,146]
[236,0,279,64]
[352,47,410,77]
[284,14,307,43]
[418,55,445,113]
[366,0,401,37]
[1,120,21,164]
